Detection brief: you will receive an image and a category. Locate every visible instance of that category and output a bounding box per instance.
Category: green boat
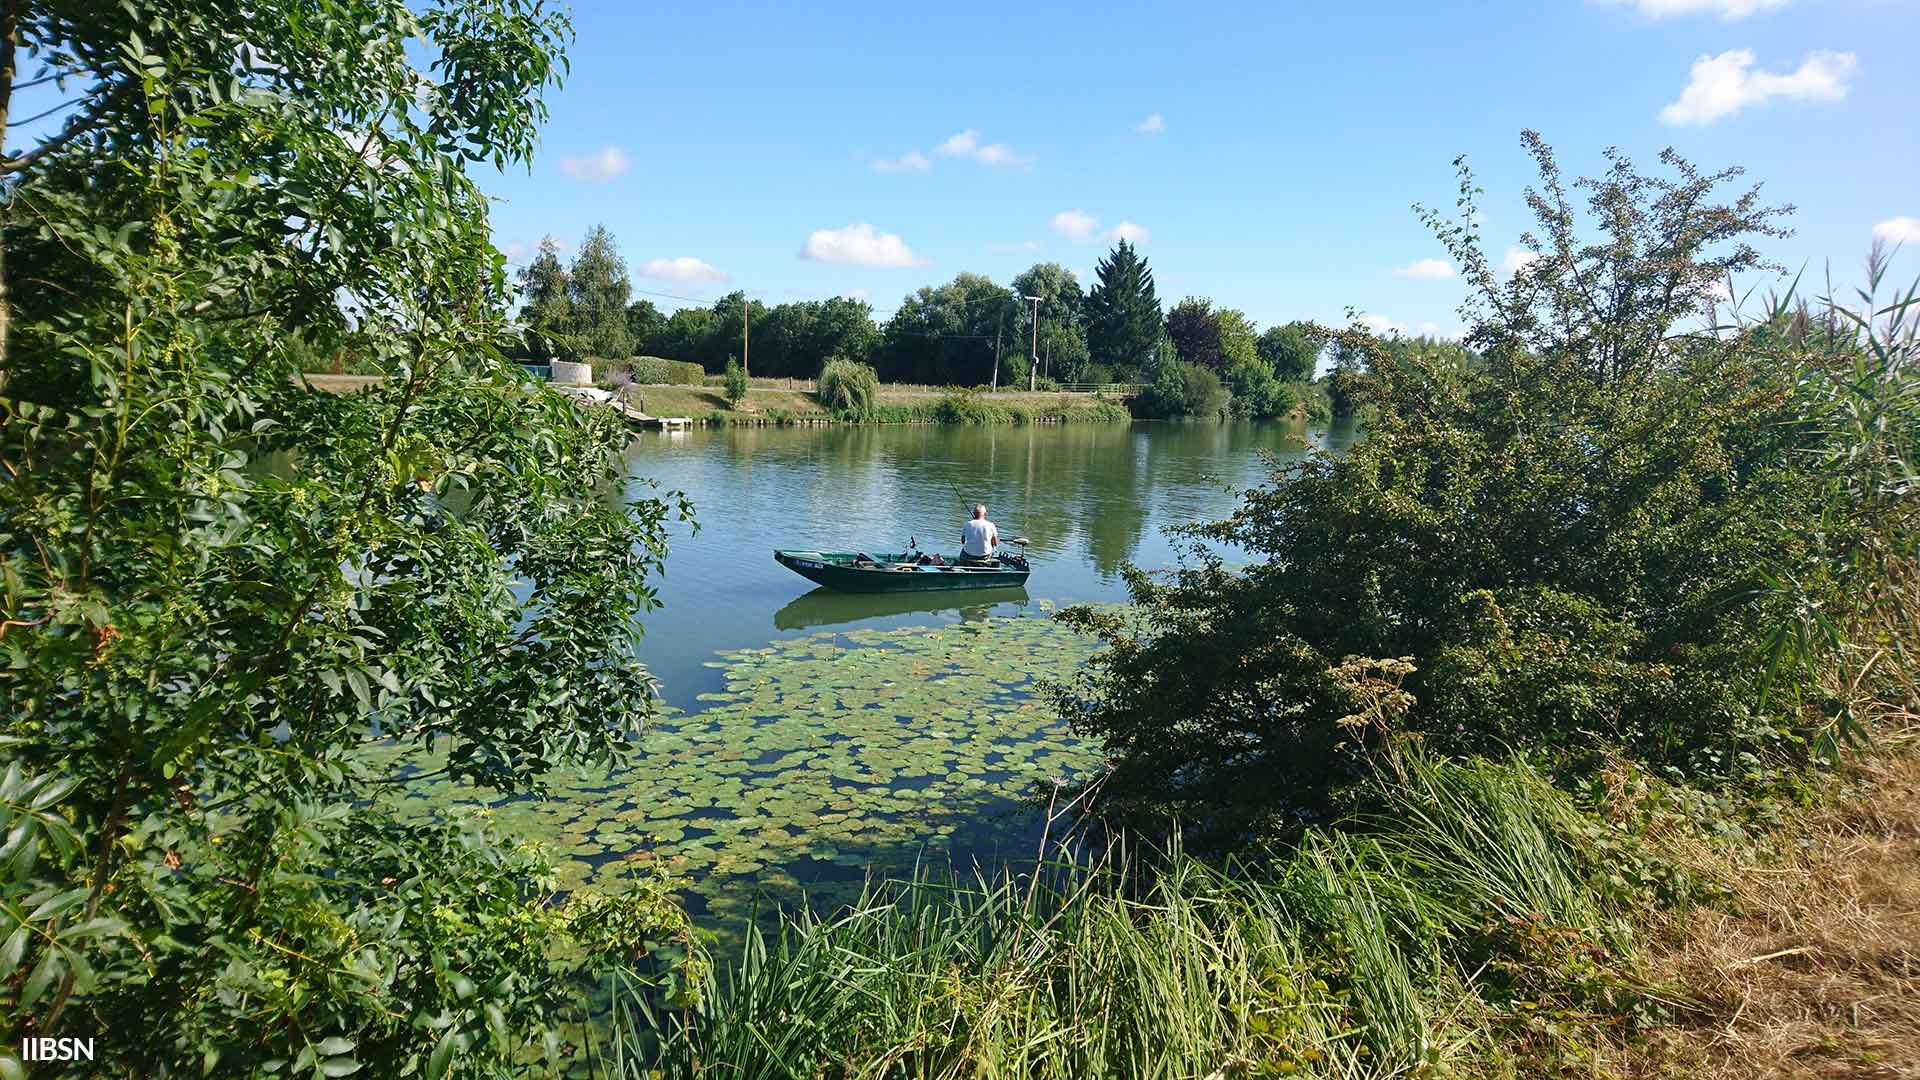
[773,547,1031,593]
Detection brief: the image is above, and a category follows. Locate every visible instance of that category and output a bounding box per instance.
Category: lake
[395,418,1355,931]
[624,418,1357,699]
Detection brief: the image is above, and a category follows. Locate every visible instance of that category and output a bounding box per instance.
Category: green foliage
[620,356,707,385]
[1165,296,1223,368]
[722,358,748,405]
[815,357,879,420]
[1135,360,1229,419]
[1012,263,1091,383]
[746,296,880,378]
[1224,357,1297,419]
[1259,321,1325,382]
[625,299,667,350]
[1053,135,1882,839]
[604,754,1671,1077]
[0,1,699,1073]
[1086,239,1162,375]
[568,224,632,359]
[873,273,1012,385]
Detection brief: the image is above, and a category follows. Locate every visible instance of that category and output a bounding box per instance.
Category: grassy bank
[299,373,1139,425]
[586,733,1918,1078]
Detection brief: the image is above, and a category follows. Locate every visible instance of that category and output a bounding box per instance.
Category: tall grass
[588,756,1651,1078]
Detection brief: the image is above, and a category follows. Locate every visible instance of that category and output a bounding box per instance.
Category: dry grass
[1622,745,1920,1079]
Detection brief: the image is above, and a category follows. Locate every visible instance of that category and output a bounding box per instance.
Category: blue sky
[481,0,1919,337]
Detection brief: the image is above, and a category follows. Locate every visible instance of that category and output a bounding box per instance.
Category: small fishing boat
[773,544,1031,593]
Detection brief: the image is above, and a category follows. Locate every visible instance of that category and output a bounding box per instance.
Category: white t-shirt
[961,518,997,556]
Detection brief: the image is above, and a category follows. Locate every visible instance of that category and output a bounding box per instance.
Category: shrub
[624,355,707,385]
[1135,360,1229,419]
[1223,357,1288,419]
[1052,135,1867,839]
[929,390,1004,425]
[723,358,748,406]
[816,357,880,420]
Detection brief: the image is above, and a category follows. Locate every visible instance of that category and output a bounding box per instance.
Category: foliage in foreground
[597,753,1707,1078]
[1053,134,1919,838]
[0,1,699,1075]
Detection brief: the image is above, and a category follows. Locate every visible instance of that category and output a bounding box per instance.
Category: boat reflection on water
[772,586,1033,632]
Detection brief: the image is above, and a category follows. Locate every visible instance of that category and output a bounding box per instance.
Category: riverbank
[299,372,1139,425]
[590,730,1919,1077]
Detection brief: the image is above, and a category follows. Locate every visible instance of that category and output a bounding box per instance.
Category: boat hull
[773,550,1031,593]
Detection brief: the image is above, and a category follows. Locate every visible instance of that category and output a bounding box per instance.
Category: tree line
[512,228,1331,416]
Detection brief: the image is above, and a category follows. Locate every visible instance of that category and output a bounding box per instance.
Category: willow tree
[0,2,694,1075]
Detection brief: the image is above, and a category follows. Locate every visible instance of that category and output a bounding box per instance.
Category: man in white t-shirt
[959,503,999,565]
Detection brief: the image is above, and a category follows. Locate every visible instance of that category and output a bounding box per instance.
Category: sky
[476,0,1920,338]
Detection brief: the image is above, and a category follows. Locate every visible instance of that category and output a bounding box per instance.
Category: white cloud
[843,288,871,302]
[1358,313,1402,336]
[1414,321,1445,337]
[1051,210,1100,242]
[935,129,1030,167]
[800,223,925,268]
[558,145,631,182]
[1392,257,1457,280]
[1502,247,1542,276]
[1106,221,1150,244]
[639,256,728,285]
[871,150,930,173]
[1659,48,1856,126]
[1872,216,1920,245]
[991,240,1042,253]
[1135,112,1165,134]
[499,241,530,264]
[1599,0,1788,19]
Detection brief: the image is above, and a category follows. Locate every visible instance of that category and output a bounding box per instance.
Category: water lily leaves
[385,607,1112,944]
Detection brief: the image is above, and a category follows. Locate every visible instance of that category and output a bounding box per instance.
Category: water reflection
[772,586,1033,632]
[622,418,1355,705]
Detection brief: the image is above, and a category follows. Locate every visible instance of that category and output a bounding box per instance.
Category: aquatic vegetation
[386,607,1106,931]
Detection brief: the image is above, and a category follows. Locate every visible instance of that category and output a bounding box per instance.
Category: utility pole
[991,307,1004,391]
[1024,295,1042,391]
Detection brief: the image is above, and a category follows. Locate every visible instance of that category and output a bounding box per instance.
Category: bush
[723,358,748,405]
[816,357,879,420]
[1135,360,1229,419]
[1223,357,1293,419]
[1051,136,1880,840]
[623,355,707,385]
[929,390,1004,425]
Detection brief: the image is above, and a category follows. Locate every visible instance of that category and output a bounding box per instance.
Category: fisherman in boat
[959,503,1000,566]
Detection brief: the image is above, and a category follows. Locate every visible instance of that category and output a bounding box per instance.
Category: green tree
[567,223,632,359]
[723,357,748,405]
[1258,321,1323,381]
[1136,360,1229,419]
[0,2,699,1073]
[651,306,718,365]
[516,236,575,359]
[1011,262,1089,383]
[751,297,879,378]
[1085,240,1162,376]
[626,298,667,353]
[1216,308,1260,368]
[874,273,1013,385]
[697,291,766,373]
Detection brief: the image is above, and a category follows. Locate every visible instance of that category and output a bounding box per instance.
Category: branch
[1,82,121,175]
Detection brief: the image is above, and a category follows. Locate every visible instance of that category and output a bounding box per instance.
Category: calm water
[400,418,1356,929]
[624,418,1357,706]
